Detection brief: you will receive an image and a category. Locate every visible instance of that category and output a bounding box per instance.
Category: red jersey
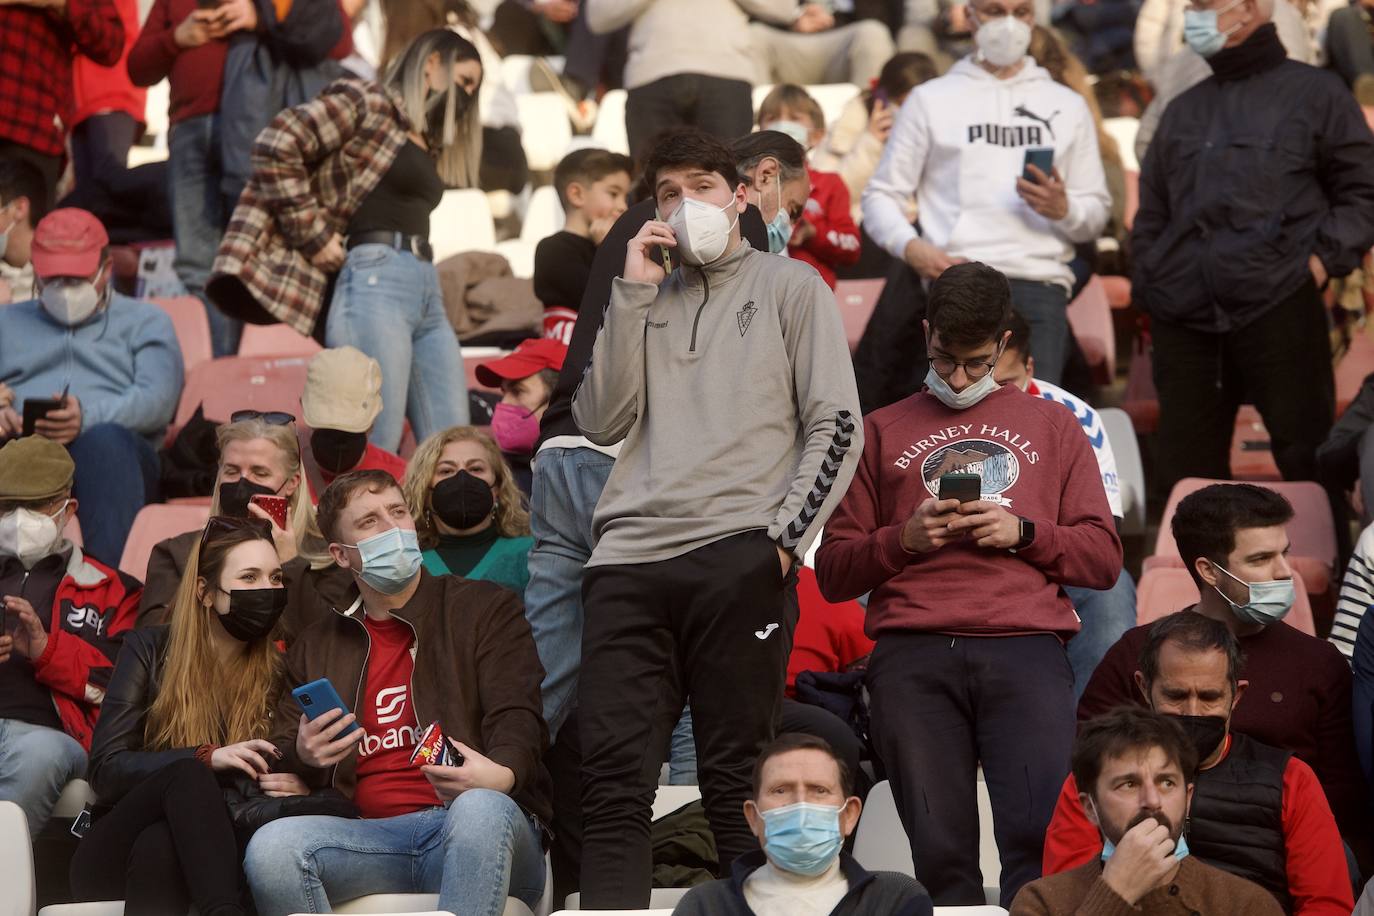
[787,567,874,697]
[790,169,861,289]
[353,615,442,819]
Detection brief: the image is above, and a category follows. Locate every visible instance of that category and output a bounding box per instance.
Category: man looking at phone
[861,0,1109,385]
[816,262,1121,906]
[0,436,140,836]
[245,469,551,916]
[0,208,182,563]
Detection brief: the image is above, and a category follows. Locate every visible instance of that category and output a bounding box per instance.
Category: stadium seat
[932,909,1009,915]
[561,890,689,911]
[1066,276,1115,384]
[237,323,323,358]
[1228,405,1280,481]
[751,84,775,115]
[517,93,574,173]
[1136,566,1316,635]
[1336,326,1374,418]
[53,780,95,820]
[1102,116,1140,173]
[553,911,673,915]
[336,897,536,916]
[150,296,213,372]
[171,355,312,441]
[521,186,567,246]
[590,89,630,156]
[500,55,538,94]
[432,189,498,262]
[1099,408,1146,538]
[118,504,210,581]
[833,278,884,353]
[62,514,83,548]
[0,801,35,916]
[805,83,862,129]
[495,239,537,279]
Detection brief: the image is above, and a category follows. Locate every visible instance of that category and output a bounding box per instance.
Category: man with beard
[1013,706,1284,915]
[1040,613,1353,915]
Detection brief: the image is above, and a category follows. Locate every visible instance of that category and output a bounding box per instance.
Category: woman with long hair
[139,414,351,639]
[402,426,533,593]
[211,29,484,451]
[70,518,301,914]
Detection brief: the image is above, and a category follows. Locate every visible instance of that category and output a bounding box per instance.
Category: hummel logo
[648,319,669,328]
[754,623,780,640]
[376,685,408,724]
[737,301,757,337]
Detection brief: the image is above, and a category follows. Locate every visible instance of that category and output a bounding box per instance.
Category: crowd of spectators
[3,0,1374,914]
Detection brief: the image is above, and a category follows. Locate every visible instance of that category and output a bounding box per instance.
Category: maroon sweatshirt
[815,384,1121,639]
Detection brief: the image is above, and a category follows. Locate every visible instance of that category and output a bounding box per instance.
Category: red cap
[475,337,568,388]
[31,208,109,279]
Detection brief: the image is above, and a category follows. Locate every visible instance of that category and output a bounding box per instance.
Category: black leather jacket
[86,627,199,805]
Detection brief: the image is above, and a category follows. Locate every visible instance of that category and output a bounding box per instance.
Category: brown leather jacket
[269,569,552,826]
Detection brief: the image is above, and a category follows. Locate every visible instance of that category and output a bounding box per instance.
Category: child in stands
[756,85,860,288]
[533,148,633,344]
[475,339,567,495]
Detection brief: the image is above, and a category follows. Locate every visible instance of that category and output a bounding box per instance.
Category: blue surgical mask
[1101,833,1190,862]
[343,526,422,594]
[767,120,812,149]
[1212,563,1295,626]
[760,802,844,876]
[1183,0,1244,57]
[765,181,792,255]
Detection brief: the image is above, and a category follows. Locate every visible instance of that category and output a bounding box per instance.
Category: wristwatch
[1009,517,1036,554]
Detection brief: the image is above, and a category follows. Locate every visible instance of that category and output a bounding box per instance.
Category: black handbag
[222,775,360,844]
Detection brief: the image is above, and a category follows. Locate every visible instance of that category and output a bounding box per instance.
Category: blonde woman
[139,414,353,640]
[72,518,302,915]
[211,29,484,452]
[402,426,532,594]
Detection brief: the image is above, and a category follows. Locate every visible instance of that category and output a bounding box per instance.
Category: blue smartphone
[1023,147,1054,182]
[292,678,361,736]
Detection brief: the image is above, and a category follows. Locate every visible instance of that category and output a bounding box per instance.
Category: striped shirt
[1331,522,1374,661]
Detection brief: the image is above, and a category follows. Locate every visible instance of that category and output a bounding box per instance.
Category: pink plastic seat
[237,323,324,358]
[149,296,213,373]
[1136,566,1315,636]
[168,356,311,443]
[1067,275,1115,384]
[833,279,884,354]
[119,504,210,581]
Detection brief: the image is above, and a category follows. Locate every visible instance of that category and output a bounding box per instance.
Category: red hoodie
[815,384,1121,639]
[790,169,860,289]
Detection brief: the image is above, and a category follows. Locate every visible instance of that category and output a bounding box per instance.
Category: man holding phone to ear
[816,262,1121,908]
[861,0,1109,385]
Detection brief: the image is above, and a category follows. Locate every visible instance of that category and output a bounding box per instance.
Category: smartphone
[292,678,361,736]
[196,0,219,8]
[250,494,290,529]
[873,86,889,107]
[938,472,982,504]
[1240,440,1272,452]
[22,398,62,438]
[1023,147,1055,182]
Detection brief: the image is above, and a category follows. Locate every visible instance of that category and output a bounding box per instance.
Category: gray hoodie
[572,241,862,568]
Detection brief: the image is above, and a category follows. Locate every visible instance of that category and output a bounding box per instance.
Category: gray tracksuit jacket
[572,241,862,568]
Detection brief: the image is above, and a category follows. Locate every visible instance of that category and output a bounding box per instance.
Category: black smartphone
[22,398,62,438]
[1023,147,1055,182]
[938,472,981,504]
[1240,440,1272,452]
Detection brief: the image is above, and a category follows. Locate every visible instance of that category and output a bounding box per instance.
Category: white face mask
[766,120,812,149]
[40,278,102,327]
[925,366,1002,409]
[0,501,67,569]
[665,196,739,266]
[974,14,1033,68]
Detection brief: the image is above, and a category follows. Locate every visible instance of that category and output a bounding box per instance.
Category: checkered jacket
[209,79,412,335]
[0,1,123,157]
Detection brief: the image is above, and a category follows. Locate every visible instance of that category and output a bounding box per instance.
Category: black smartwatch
[1010,517,1036,553]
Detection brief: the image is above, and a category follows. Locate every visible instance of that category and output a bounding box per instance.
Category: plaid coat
[208,79,412,336]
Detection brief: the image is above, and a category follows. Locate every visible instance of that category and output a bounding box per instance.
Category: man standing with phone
[816,263,1121,907]
[861,0,1110,384]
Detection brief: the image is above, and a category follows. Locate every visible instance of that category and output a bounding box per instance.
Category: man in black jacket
[1132,0,1374,496]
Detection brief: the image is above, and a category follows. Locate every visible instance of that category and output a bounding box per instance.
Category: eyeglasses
[929,355,999,379]
[201,514,273,545]
[230,410,296,426]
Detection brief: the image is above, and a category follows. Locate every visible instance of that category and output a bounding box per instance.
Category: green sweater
[421,526,533,596]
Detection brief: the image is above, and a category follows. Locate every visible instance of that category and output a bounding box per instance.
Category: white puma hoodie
[862,56,1110,291]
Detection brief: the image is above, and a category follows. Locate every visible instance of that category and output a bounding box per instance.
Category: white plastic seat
[805,83,861,129]
[495,239,537,279]
[431,189,498,262]
[589,89,629,156]
[1,801,34,916]
[521,186,566,245]
[932,908,1009,915]
[516,94,574,172]
[561,889,688,911]
[1099,407,1145,537]
[38,906,123,916]
[552,911,674,915]
[751,83,775,115]
[52,779,95,820]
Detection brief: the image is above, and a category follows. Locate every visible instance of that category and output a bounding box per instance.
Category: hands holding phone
[1016,164,1068,221]
[248,496,298,563]
[175,0,258,49]
[297,708,365,768]
[421,740,516,802]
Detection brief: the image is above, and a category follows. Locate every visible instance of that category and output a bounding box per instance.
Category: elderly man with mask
[673,733,933,915]
[0,208,182,561]
[1132,0,1374,494]
[1045,614,1354,914]
[0,436,140,836]
[1014,707,1286,915]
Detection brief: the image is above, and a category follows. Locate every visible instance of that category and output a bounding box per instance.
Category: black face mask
[219,478,277,519]
[215,587,288,642]
[431,470,495,531]
[311,428,369,475]
[1170,714,1228,763]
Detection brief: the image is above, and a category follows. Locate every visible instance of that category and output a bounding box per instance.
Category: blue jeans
[168,113,240,357]
[1008,279,1071,386]
[1064,569,1137,702]
[525,446,615,738]
[244,790,545,916]
[667,706,697,785]
[0,719,87,837]
[68,423,160,564]
[325,245,469,452]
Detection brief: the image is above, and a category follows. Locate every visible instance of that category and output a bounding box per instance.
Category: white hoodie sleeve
[587,0,657,35]
[1052,102,1111,245]
[861,91,931,261]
